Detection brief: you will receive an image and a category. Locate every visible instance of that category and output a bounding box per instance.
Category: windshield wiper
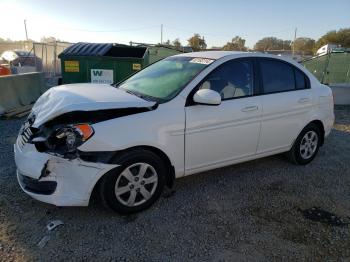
[120,88,163,103]
[123,89,141,97]
[111,82,121,88]
[122,89,151,101]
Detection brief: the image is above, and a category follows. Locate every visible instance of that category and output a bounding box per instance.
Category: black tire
[100,149,166,214]
[287,123,321,165]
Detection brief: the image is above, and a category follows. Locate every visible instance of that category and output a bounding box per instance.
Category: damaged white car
[15,52,334,214]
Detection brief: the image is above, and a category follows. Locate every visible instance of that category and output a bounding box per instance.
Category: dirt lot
[0,106,349,261]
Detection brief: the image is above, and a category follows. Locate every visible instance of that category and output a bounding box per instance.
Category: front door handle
[298,98,310,103]
[241,105,258,112]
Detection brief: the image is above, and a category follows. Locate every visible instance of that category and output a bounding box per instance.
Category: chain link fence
[0,41,72,76]
[33,42,72,77]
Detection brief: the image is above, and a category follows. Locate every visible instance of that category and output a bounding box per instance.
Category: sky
[0,0,349,48]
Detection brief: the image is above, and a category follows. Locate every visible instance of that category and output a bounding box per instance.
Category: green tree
[254,37,291,51]
[187,34,207,51]
[222,36,247,51]
[172,38,181,50]
[293,37,315,55]
[161,39,171,46]
[315,28,350,50]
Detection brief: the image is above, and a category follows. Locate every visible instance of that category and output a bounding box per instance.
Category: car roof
[173,50,317,82]
[175,51,246,59]
[174,51,300,65]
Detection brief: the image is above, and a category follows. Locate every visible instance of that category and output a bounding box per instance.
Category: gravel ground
[0,106,349,261]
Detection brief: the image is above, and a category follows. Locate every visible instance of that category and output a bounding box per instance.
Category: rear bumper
[14,142,118,206]
[324,112,335,138]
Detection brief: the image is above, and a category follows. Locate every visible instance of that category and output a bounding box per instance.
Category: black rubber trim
[78,150,117,164]
[19,174,57,195]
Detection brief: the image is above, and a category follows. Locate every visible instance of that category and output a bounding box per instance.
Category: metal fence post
[45,44,48,77]
[33,43,37,71]
[321,53,331,84]
[54,42,57,76]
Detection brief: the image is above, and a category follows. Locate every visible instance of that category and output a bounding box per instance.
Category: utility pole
[292,27,297,58]
[161,24,163,44]
[24,19,29,41]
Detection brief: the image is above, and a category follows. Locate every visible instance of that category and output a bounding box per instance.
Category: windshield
[117,56,213,102]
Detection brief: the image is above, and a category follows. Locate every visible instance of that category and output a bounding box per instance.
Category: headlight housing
[49,124,94,154]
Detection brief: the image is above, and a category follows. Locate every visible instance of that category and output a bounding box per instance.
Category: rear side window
[260,59,295,93]
[295,69,308,90]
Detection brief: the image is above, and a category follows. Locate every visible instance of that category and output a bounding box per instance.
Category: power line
[164,24,295,40]
[61,25,159,33]
[165,25,238,38]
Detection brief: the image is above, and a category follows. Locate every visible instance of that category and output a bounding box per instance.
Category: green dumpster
[58,42,149,84]
[302,49,350,84]
[147,45,184,64]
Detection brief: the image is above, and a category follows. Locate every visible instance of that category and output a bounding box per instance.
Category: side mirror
[193,89,221,106]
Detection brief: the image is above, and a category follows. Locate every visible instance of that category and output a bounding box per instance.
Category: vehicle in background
[0,64,11,76]
[316,44,338,56]
[0,50,43,74]
[14,51,334,214]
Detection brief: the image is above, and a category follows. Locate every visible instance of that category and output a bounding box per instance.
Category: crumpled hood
[31,83,156,127]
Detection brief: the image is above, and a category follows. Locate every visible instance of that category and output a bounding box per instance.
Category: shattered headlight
[49,124,94,154]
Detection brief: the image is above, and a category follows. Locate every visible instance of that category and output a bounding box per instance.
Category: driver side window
[198,59,254,100]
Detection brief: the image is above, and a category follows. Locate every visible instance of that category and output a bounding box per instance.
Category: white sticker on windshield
[189,58,214,65]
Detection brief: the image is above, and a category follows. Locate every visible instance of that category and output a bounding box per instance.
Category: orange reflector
[74,124,94,141]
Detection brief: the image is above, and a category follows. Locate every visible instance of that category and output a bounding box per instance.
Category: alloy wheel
[299,130,318,160]
[114,163,158,207]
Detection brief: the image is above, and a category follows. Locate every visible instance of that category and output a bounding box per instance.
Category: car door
[257,58,314,154]
[184,58,262,175]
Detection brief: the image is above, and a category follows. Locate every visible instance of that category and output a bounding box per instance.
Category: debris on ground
[37,235,50,249]
[47,220,64,231]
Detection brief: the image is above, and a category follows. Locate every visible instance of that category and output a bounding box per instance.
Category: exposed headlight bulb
[54,124,94,153]
[65,131,77,152]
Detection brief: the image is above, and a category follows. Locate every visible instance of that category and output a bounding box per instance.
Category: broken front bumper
[14,141,118,206]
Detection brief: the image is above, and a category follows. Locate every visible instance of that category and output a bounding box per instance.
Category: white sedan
[14,51,334,214]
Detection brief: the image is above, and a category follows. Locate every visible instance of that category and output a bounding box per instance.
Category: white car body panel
[185,96,262,174]
[79,100,186,177]
[257,89,315,153]
[14,51,334,207]
[32,83,155,128]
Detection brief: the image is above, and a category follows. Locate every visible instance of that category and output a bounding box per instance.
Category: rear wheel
[100,149,166,214]
[287,123,321,165]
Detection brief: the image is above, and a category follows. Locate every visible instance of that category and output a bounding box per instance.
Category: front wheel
[100,149,166,214]
[287,123,321,165]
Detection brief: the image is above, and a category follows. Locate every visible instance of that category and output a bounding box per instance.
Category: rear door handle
[298,98,310,103]
[241,105,258,112]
